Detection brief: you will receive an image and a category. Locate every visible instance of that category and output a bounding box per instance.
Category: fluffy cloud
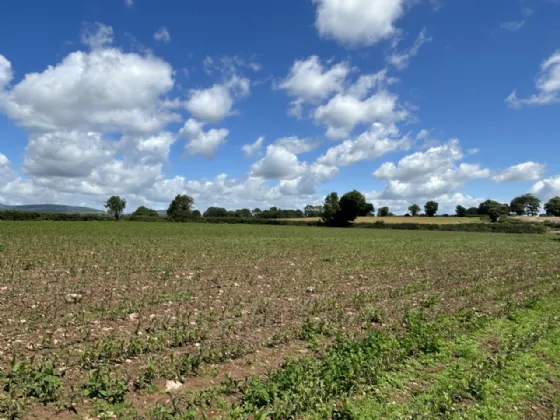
[314,90,404,139]
[492,161,545,183]
[179,119,229,158]
[506,50,560,107]
[185,76,250,123]
[530,175,560,201]
[0,48,177,133]
[251,145,308,180]
[247,136,330,195]
[277,57,404,137]
[241,136,264,158]
[317,123,410,166]
[117,132,176,164]
[0,55,13,88]
[313,0,405,46]
[23,131,113,178]
[274,137,319,154]
[276,163,339,196]
[278,56,350,103]
[0,153,14,183]
[372,139,490,200]
[154,27,171,43]
[388,28,432,70]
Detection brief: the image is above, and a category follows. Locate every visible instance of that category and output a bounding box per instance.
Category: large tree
[339,190,367,222]
[456,205,468,217]
[203,207,229,218]
[167,194,194,222]
[358,202,375,217]
[466,207,479,216]
[322,192,341,225]
[321,190,367,225]
[304,205,323,218]
[510,194,541,216]
[544,196,560,216]
[408,204,420,216]
[235,208,252,218]
[377,206,390,217]
[478,199,509,222]
[132,206,159,217]
[104,196,126,221]
[424,201,439,217]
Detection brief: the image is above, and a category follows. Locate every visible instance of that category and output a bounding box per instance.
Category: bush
[132,206,159,218]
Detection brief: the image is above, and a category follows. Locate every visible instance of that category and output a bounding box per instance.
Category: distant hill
[0,203,105,214]
[157,210,167,216]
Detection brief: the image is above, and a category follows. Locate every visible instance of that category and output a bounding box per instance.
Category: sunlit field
[0,221,559,418]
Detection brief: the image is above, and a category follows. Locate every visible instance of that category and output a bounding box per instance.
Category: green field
[0,222,559,419]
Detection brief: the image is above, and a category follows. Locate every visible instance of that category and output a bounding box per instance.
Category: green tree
[424,201,439,217]
[377,206,390,217]
[203,207,229,218]
[408,204,420,216]
[467,207,478,216]
[510,194,541,216]
[478,199,509,222]
[132,206,159,217]
[455,205,468,217]
[321,192,341,225]
[235,208,252,218]
[252,208,262,217]
[544,196,560,216]
[304,205,323,218]
[338,190,367,223]
[358,202,375,217]
[167,194,194,222]
[104,196,126,221]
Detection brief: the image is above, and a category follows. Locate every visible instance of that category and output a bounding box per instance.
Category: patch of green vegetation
[330,292,560,419]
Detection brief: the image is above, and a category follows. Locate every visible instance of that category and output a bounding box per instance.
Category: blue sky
[0,0,559,213]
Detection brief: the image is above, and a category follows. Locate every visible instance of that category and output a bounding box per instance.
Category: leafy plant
[83,369,128,404]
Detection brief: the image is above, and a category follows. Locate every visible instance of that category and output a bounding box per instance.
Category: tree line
[103,192,560,223]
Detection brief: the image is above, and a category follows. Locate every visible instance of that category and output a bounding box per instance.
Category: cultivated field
[0,222,559,419]
[287,216,485,224]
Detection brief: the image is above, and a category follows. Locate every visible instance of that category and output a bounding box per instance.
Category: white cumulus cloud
[23,131,113,178]
[278,56,350,103]
[372,139,491,200]
[530,175,560,201]
[0,48,177,133]
[180,119,229,158]
[317,122,410,166]
[185,76,250,123]
[313,0,406,46]
[492,161,545,183]
[251,145,308,180]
